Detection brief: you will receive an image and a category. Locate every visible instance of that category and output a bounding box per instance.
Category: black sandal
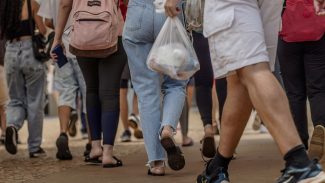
[200,136,216,158]
[160,136,185,171]
[84,155,102,164]
[103,156,123,168]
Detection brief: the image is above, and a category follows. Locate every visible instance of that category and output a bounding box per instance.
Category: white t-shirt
[38,0,74,58]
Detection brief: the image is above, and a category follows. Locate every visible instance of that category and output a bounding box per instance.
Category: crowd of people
[0,0,325,182]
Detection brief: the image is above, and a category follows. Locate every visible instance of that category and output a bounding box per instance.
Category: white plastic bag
[147,17,200,80]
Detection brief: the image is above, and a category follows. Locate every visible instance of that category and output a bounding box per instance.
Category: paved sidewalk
[0,109,286,183]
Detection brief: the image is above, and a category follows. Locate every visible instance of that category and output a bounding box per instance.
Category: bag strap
[282,0,286,15]
[27,0,35,37]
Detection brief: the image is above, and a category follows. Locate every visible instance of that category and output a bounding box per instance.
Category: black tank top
[12,19,34,39]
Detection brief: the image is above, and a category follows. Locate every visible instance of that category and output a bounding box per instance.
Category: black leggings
[77,37,126,145]
[192,31,227,126]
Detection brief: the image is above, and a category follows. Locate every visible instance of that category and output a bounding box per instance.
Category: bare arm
[53,0,73,44]
[314,0,325,16]
[45,18,54,29]
[51,0,72,59]
[33,0,47,35]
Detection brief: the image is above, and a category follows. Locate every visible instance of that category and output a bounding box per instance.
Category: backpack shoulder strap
[27,0,35,37]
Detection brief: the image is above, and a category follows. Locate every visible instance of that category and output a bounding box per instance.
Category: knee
[99,89,120,111]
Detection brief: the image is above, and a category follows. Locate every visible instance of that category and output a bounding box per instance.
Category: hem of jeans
[147,158,166,165]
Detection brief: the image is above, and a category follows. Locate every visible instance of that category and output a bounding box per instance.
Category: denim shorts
[54,57,86,111]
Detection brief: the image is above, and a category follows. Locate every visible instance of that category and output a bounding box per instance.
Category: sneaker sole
[299,171,325,183]
[201,136,216,158]
[68,113,78,137]
[160,137,185,171]
[309,125,325,160]
[56,136,72,160]
[5,127,17,155]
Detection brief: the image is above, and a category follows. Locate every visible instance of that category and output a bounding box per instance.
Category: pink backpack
[69,0,119,58]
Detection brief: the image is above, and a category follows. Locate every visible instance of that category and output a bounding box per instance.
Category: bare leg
[237,63,301,155]
[132,93,139,115]
[218,74,253,157]
[58,106,72,133]
[120,88,129,130]
[0,105,6,135]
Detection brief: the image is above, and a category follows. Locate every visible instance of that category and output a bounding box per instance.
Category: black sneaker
[276,160,325,183]
[84,143,92,157]
[5,126,18,155]
[68,111,78,137]
[196,160,230,183]
[120,130,131,142]
[29,147,46,158]
[56,133,73,160]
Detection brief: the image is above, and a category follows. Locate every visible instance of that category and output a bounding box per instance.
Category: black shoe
[160,136,185,171]
[56,133,73,160]
[68,111,78,137]
[196,160,230,183]
[5,126,18,155]
[120,130,131,142]
[29,147,46,158]
[276,160,325,183]
[84,143,92,157]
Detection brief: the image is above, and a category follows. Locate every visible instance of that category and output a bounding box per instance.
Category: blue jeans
[4,40,46,153]
[122,0,188,163]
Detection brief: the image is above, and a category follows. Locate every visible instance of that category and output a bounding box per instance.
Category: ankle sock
[284,144,310,168]
[207,149,233,174]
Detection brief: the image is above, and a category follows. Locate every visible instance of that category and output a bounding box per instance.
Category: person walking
[164,0,325,182]
[0,0,47,158]
[122,0,188,175]
[0,39,9,144]
[278,0,325,160]
[52,0,125,168]
[38,0,87,160]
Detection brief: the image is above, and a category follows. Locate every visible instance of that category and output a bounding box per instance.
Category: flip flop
[103,156,123,168]
[160,136,185,171]
[182,138,194,147]
[84,155,102,164]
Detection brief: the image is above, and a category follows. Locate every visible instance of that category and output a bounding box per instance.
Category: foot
[276,160,325,183]
[120,130,131,142]
[182,136,194,147]
[148,161,165,176]
[201,126,217,158]
[197,160,230,183]
[309,125,325,161]
[252,112,262,131]
[56,133,73,160]
[29,147,46,158]
[68,111,78,137]
[5,126,18,155]
[259,125,269,134]
[102,156,123,168]
[160,126,185,171]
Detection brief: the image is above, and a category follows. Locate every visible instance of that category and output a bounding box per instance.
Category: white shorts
[203,0,282,78]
